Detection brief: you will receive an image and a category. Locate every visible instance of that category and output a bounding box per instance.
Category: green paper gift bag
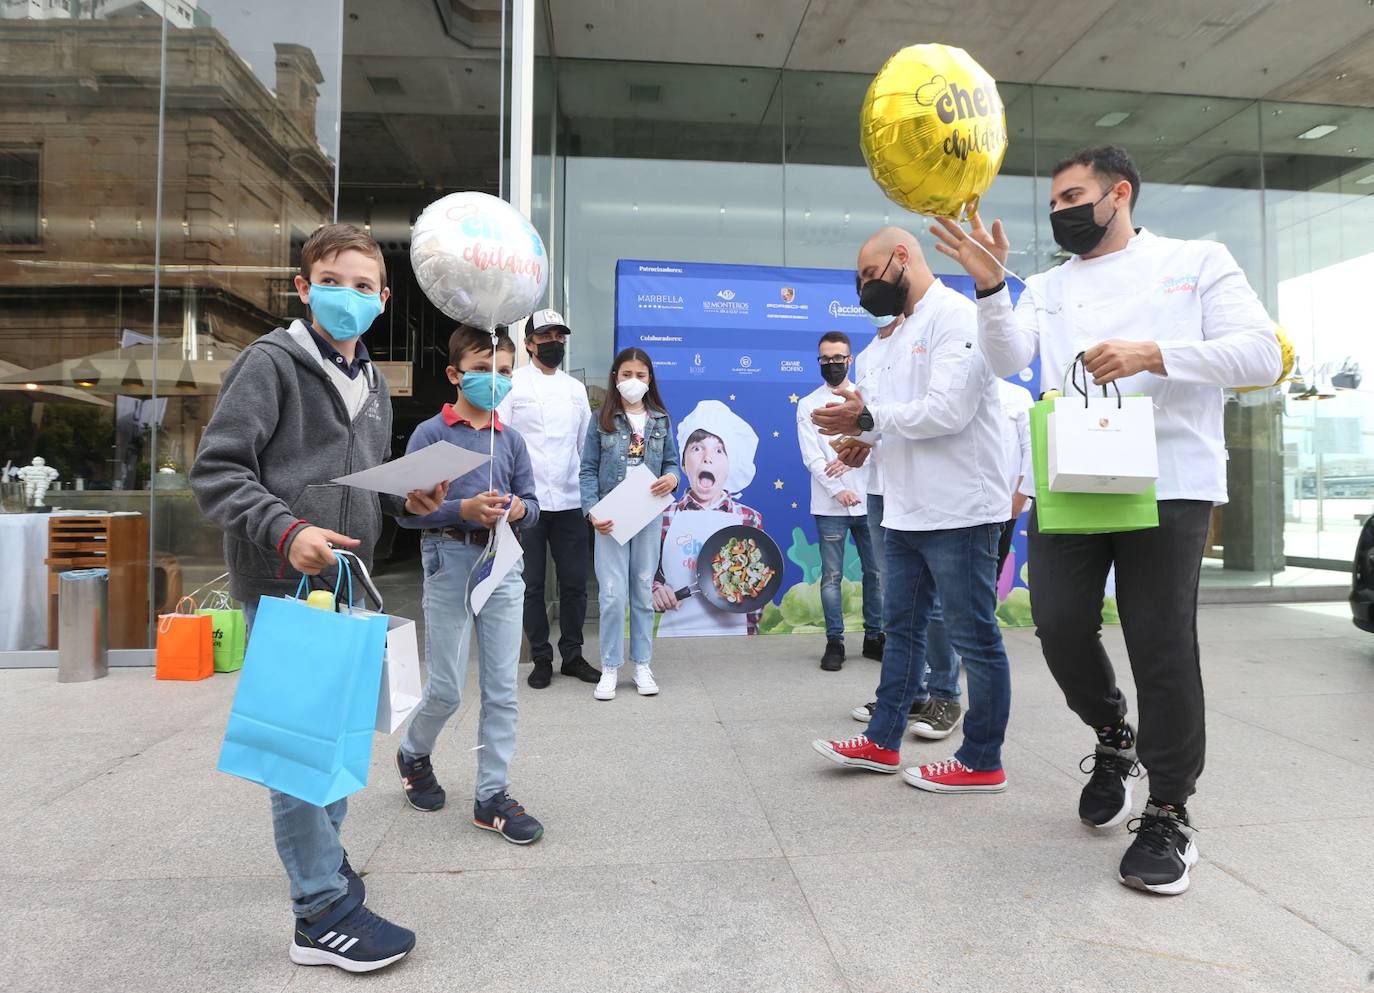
[197,595,247,673]
[1029,396,1159,534]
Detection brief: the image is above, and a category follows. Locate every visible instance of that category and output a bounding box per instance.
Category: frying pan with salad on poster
[673,524,785,613]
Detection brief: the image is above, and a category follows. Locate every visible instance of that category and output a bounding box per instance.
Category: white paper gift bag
[1046,393,1158,494]
[373,614,422,735]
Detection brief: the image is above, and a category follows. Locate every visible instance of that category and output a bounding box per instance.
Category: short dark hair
[1052,144,1140,209]
[300,223,388,289]
[448,325,515,368]
[818,331,851,350]
[683,428,726,452]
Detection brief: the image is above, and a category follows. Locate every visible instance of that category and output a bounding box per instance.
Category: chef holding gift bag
[931,144,1280,897]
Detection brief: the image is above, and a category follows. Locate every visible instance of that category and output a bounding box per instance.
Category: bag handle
[175,595,198,615]
[1064,352,1124,409]
[333,550,384,612]
[293,554,354,612]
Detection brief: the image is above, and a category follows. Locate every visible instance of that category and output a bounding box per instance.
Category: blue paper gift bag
[217,565,388,806]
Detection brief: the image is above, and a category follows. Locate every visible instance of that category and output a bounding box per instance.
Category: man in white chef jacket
[496,309,598,689]
[932,144,1280,896]
[810,226,1013,798]
[795,330,882,672]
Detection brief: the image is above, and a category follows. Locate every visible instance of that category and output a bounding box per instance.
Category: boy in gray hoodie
[191,223,444,973]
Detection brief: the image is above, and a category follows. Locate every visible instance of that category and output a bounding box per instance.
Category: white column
[509,0,536,357]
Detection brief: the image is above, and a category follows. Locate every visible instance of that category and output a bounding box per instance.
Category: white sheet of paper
[469,508,524,615]
[332,441,490,498]
[588,464,674,546]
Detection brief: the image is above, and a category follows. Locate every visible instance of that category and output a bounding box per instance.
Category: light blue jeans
[595,525,659,669]
[868,493,961,703]
[400,536,525,804]
[243,599,352,921]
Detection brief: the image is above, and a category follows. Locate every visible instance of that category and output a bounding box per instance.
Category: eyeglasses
[817,356,849,366]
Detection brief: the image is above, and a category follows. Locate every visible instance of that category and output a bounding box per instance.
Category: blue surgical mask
[308,283,383,340]
[867,311,898,327]
[461,371,514,411]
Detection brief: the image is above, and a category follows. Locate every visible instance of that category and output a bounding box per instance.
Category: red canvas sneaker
[811,734,901,773]
[901,757,1007,794]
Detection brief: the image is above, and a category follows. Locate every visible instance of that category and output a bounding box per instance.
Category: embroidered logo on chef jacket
[1158,274,1200,295]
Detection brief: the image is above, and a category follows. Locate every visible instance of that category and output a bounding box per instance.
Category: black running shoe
[339,852,364,903]
[473,792,545,845]
[396,749,446,812]
[862,634,885,661]
[820,639,845,671]
[291,895,416,973]
[560,656,602,684]
[527,658,553,689]
[1118,804,1199,896]
[1078,745,1142,829]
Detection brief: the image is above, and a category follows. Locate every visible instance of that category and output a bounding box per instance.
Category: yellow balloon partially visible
[860,44,1008,220]
[1235,325,1295,392]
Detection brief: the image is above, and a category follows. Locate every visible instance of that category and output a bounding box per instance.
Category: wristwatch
[856,407,875,432]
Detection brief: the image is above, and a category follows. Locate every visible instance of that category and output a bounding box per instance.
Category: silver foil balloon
[410,191,549,331]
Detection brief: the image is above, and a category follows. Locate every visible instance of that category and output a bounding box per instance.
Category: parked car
[1354,513,1374,633]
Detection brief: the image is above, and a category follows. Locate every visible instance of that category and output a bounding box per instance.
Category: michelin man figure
[18,457,60,508]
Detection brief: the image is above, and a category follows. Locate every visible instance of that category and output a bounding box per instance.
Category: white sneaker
[593,668,618,701]
[633,664,659,696]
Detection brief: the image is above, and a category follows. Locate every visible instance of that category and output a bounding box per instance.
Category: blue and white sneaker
[397,748,446,812]
[291,894,416,973]
[473,792,544,845]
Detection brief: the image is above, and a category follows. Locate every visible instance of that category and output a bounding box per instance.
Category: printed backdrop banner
[614,258,1067,636]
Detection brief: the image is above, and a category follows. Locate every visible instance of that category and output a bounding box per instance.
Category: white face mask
[617,378,650,404]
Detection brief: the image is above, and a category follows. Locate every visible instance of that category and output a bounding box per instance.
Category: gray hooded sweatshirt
[190,324,404,606]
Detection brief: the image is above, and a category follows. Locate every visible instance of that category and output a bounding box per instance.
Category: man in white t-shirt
[795,331,882,671]
[932,144,1280,896]
[496,309,597,689]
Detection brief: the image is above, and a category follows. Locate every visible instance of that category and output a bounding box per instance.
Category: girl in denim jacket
[579,348,680,700]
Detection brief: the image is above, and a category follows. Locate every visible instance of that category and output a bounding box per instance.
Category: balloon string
[489,330,497,495]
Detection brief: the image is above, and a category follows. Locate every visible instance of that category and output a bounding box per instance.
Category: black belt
[423,527,490,546]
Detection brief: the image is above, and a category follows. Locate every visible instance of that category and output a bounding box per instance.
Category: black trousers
[1027,500,1212,805]
[520,508,590,665]
[996,516,1017,573]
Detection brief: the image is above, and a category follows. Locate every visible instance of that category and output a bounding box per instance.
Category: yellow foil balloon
[860,44,1008,219]
[1235,324,1295,392]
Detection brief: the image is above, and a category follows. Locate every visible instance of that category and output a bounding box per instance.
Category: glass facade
[534,60,1374,591]
[0,4,1369,660]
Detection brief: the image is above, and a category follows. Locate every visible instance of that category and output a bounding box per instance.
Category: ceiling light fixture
[1094,112,1130,128]
[1296,124,1338,140]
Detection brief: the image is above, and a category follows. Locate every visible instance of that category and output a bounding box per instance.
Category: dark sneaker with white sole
[850,698,927,723]
[1079,745,1142,829]
[1118,803,1199,896]
[473,792,545,844]
[910,698,963,740]
[396,749,446,812]
[291,895,416,973]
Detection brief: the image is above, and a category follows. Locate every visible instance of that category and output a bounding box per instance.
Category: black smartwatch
[856,407,875,432]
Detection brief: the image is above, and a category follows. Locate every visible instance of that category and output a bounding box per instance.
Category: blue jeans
[865,524,1011,770]
[595,524,659,669]
[401,537,525,803]
[815,513,882,640]
[867,493,961,703]
[243,599,351,920]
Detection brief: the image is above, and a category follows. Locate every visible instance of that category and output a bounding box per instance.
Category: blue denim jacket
[580,408,680,515]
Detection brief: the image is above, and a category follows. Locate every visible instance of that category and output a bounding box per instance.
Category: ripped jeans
[594,524,660,669]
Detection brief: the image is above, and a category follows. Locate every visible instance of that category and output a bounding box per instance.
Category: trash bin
[57,568,109,683]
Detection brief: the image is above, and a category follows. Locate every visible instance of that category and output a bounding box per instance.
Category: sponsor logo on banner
[638,293,684,311]
[767,287,809,320]
[732,355,761,376]
[717,289,736,300]
[828,300,866,318]
[780,359,804,374]
[690,352,706,376]
[780,287,795,303]
[704,290,750,315]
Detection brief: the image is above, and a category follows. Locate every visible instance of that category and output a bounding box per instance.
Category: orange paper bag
[156,596,214,681]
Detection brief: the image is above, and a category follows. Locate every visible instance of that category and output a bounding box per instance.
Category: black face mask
[534,340,565,368]
[820,361,848,388]
[1050,192,1117,256]
[858,251,907,318]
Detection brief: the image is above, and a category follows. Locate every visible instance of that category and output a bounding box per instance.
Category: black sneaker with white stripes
[1078,745,1142,829]
[1118,802,1199,896]
[291,894,416,973]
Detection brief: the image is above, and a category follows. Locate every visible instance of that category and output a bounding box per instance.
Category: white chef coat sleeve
[1156,243,1281,388]
[1015,405,1032,483]
[976,282,1041,379]
[574,381,591,457]
[871,313,986,441]
[796,398,846,498]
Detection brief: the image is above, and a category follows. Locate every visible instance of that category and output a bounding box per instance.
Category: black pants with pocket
[1027,500,1212,805]
[520,508,589,665]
